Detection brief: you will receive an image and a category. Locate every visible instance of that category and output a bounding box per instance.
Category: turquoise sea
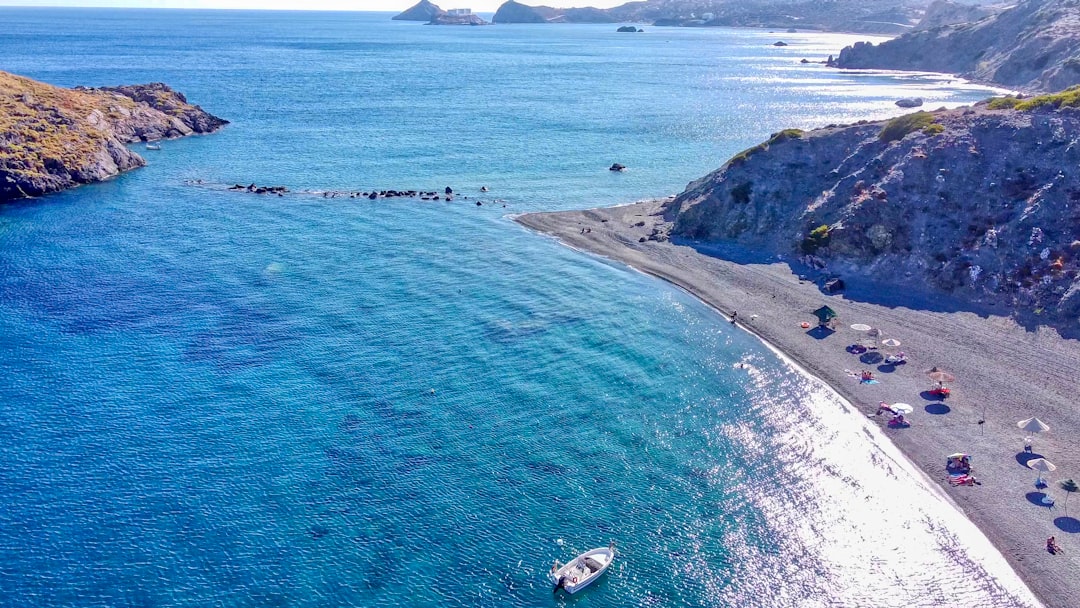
[0,9,1041,607]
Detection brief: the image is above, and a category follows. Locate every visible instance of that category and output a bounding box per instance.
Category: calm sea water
[0,9,1040,607]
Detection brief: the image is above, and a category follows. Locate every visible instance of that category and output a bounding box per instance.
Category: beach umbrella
[891,403,914,414]
[813,306,837,326]
[1017,417,1050,433]
[1028,458,1057,486]
[926,368,956,384]
[947,453,969,460]
[1018,417,1050,452]
[1061,479,1078,516]
[881,338,901,348]
[850,323,872,331]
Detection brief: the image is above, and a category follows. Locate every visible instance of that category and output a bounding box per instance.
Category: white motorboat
[145,143,161,150]
[549,543,615,594]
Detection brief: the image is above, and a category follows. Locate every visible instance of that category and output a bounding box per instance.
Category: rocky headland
[666,89,1080,331]
[832,0,1080,92]
[492,0,615,24]
[0,71,226,202]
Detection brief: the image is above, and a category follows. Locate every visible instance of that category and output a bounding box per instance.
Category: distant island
[831,0,1080,92]
[393,1,489,24]
[0,71,226,202]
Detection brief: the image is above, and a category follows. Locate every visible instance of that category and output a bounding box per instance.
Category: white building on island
[447,8,472,16]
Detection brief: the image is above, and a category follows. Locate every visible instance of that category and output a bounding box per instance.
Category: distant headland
[0,71,226,202]
[831,0,1080,93]
[395,0,929,35]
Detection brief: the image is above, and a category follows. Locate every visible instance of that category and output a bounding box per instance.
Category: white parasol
[850,323,872,332]
[1018,417,1050,451]
[1017,417,1050,433]
[881,338,901,348]
[890,403,914,414]
[1028,457,1057,487]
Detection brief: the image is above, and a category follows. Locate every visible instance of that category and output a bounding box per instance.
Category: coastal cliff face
[392,0,445,21]
[0,71,226,201]
[667,95,1080,324]
[833,0,1080,92]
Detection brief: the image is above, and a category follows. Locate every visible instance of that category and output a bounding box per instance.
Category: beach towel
[845,370,881,384]
[949,474,975,486]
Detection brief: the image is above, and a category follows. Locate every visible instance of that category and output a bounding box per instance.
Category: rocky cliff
[833,0,1080,92]
[392,0,445,21]
[666,90,1080,326]
[0,71,226,201]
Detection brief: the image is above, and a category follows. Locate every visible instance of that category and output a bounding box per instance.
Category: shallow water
[0,9,1038,607]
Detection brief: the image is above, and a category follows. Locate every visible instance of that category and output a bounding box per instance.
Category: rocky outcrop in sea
[665,93,1080,326]
[0,71,226,201]
[392,0,445,21]
[832,0,1080,92]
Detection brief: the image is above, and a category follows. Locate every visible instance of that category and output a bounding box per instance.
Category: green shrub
[986,86,1080,111]
[728,129,804,166]
[987,96,1022,110]
[801,224,831,253]
[879,112,939,142]
[769,129,804,143]
[922,123,945,136]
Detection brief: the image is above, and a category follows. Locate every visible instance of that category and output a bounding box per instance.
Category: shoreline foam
[515,198,1080,608]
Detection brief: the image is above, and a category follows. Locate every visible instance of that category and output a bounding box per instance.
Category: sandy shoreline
[516,199,1080,608]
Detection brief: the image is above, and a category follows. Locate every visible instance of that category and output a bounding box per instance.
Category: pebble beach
[517,198,1080,608]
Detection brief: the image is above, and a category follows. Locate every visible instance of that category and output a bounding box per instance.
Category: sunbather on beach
[1047,536,1062,554]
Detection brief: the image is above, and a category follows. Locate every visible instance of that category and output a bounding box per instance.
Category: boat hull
[550,546,614,594]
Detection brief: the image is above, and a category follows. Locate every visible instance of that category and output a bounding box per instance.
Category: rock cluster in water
[207,181,507,205]
[0,71,226,201]
[665,97,1080,327]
